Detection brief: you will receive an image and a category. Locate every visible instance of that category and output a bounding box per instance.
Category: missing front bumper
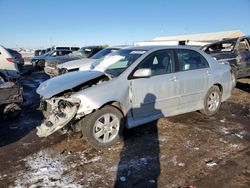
[36,98,80,137]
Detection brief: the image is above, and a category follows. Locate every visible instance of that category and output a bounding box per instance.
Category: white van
[0,45,20,80]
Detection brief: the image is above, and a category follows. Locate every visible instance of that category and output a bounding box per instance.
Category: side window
[137,50,173,76]
[176,50,209,71]
[238,39,250,52]
[62,51,68,55]
[52,51,57,56]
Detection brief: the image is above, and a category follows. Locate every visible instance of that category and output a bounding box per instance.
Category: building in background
[134,30,244,46]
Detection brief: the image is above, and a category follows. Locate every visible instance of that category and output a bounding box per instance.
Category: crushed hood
[58,58,96,70]
[37,70,104,98]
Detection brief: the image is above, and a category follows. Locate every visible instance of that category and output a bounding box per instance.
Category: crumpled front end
[36,97,80,137]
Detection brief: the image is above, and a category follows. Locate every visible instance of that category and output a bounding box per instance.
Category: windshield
[68,48,93,58]
[91,48,118,59]
[93,49,147,77]
[68,50,84,57]
[44,50,54,56]
[205,39,237,53]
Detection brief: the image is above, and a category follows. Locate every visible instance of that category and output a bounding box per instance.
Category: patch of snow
[158,136,167,142]
[78,152,102,164]
[219,138,228,144]
[183,140,199,151]
[234,131,246,139]
[220,118,226,123]
[178,162,185,167]
[229,143,240,149]
[82,172,102,186]
[12,151,82,188]
[234,133,244,139]
[220,127,230,135]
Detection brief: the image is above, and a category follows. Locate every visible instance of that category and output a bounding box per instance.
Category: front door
[130,49,179,120]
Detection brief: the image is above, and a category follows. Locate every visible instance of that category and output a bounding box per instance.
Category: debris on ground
[205,159,217,167]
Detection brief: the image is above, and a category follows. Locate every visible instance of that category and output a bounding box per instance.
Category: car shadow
[115,93,161,188]
[236,80,250,93]
[0,110,43,147]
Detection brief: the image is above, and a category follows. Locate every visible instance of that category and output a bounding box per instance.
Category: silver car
[36,46,235,148]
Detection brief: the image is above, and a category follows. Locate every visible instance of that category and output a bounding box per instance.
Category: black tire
[200,86,222,116]
[81,105,124,149]
[4,104,21,118]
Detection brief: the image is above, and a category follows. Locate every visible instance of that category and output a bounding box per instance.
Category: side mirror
[133,68,151,78]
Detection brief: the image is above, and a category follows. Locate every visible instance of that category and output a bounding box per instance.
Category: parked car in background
[0,45,20,81]
[34,46,80,56]
[34,50,44,56]
[202,36,250,79]
[31,49,72,69]
[36,46,235,149]
[0,76,23,117]
[53,46,129,77]
[7,49,24,66]
[44,46,104,76]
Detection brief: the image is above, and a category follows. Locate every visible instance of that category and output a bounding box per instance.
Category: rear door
[174,49,210,112]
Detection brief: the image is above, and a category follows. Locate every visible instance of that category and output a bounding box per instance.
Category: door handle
[169,76,177,82]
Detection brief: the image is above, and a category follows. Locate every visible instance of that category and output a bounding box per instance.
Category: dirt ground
[0,68,249,188]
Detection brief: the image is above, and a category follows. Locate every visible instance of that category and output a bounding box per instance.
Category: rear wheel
[200,86,222,116]
[81,105,124,149]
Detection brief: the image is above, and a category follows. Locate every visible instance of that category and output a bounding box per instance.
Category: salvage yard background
[0,64,249,188]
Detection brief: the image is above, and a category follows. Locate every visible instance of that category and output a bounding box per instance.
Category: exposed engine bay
[36,74,110,137]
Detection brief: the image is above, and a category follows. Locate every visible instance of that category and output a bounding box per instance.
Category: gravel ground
[0,68,249,188]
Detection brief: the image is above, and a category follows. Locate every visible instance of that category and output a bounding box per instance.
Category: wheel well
[100,101,125,116]
[214,83,223,94]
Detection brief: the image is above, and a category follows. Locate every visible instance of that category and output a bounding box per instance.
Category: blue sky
[0,0,249,48]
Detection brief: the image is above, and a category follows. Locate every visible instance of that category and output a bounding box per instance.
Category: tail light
[6,57,14,63]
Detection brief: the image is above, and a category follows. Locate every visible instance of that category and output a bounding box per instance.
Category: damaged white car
[36,46,235,148]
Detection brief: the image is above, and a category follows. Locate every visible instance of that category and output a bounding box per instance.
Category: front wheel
[81,105,124,149]
[200,86,222,116]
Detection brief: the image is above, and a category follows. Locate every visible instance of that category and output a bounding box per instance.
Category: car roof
[107,45,130,49]
[53,49,72,52]
[81,46,103,49]
[122,45,204,51]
